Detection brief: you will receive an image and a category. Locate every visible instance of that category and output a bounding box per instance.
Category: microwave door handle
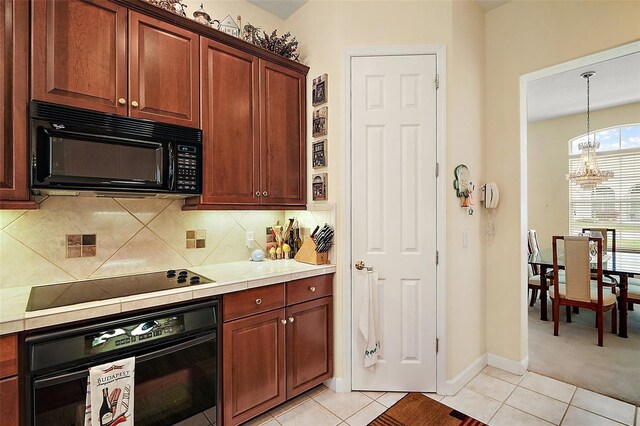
[168,144,175,190]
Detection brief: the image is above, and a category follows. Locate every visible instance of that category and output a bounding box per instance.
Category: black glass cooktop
[26,269,213,311]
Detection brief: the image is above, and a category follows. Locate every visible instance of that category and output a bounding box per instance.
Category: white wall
[485,0,640,364]
[286,0,487,384]
[527,103,640,250]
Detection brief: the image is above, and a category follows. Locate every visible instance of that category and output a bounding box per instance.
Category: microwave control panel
[176,145,200,192]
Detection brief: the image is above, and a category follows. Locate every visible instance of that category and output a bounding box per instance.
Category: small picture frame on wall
[312,139,327,168]
[312,107,328,137]
[312,173,328,201]
[312,74,328,106]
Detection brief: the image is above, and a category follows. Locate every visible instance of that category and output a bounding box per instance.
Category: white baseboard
[324,377,350,393]
[445,353,487,395]
[487,353,529,376]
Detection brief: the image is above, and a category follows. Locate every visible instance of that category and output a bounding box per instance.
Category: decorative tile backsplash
[0,198,334,289]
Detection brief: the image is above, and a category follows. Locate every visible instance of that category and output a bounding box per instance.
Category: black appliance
[30,101,203,198]
[25,299,220,426]
[26,269,213,312]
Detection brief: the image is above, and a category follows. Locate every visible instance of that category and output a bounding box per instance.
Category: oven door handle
[33,333,215,389]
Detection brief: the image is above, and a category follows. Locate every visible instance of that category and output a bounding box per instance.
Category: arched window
[569,123,640,252]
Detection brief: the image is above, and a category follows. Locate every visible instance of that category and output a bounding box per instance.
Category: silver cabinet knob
[118,98,126,105]
[255,298,262,305]
[131,100,139,108]
[255,191,261,197]
[288,317,294,323]
[280,319,287,325]
[263,191,268,196]
[309,286,316,292]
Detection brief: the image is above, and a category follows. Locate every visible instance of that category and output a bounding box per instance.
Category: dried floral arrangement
[143,0,188,17]
[243,24,300,61]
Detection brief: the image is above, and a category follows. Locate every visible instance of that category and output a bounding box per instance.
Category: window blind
[569,148,640,253]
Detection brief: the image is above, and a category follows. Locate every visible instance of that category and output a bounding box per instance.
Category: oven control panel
[176,144,201,193]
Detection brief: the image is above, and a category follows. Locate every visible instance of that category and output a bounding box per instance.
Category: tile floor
[241,367,640,426]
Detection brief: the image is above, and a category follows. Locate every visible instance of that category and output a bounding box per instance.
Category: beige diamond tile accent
[0,231,74,289]
[114,198,172,225]
[4,197,143,279]
[0,211,26,230]
[91,228,189,278]
[147,201,236,265]
[202,224,251,265]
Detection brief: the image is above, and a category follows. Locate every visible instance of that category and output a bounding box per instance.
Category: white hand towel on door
[85,356,135,426]
[358,270,380,369]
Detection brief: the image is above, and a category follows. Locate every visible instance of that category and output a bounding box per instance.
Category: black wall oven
[25,300,219,426]
[30,101,203,198]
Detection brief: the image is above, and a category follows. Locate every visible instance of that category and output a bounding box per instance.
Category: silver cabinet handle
[281,319,287,325]
[255,191,261,197]
[263,191,268,196]
[118,98,126,105]
[288,317,294,323]
[131,100,139,108]
[309,286,316,292]
[255,298,262,305]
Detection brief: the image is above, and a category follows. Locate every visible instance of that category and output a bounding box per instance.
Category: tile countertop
[0,260,336,336]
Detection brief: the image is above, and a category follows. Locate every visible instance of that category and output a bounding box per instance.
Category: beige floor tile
[268,393,310,417]
[505,387,568,425]
[305,384,330,399]
[561,406,623,426]
[489,404,554,426]
[314,391,374,420]
[519,372,576,403]
[344,401,387,426]
[377,392,407,408]
[422,392,444,401]
[275,399,341,426]
[482,366,525,385]
[361,391,385,400]
[442,388,502,424]
[466,373,517,402]
[571,388,636,425]
[241,412,274,426]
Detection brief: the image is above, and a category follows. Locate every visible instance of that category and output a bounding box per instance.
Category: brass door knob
[118,98,126,105]
[288,317,294,323]
[255,191,261,197]
[355,261,366,270]
[255,298,262,305]
[263,191,268,196]
[280,319,287,325]
[309,286,316,292]
[131,100,139,108]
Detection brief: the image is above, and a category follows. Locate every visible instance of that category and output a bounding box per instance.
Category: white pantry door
[351,54,438,392]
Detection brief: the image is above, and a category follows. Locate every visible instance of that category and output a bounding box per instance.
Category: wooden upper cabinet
[260,60,306,206]
[31,0,127,114]
[200,38,259,204]
[129,11,199,128]
[1,0,35,207]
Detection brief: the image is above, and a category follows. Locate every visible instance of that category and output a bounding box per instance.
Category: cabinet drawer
[223,284,285,321]
[0,334,17,378]
[286,274,333,305]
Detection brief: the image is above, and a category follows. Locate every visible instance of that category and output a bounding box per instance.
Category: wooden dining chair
[527,230,542,306]
[551,236,617,347]
[581,228,616,252]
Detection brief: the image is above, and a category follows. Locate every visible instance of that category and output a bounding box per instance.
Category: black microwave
[30,101,203,198]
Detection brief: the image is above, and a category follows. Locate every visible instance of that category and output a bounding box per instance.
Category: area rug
[369,393,486,426]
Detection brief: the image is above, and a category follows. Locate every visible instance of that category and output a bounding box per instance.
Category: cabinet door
[223,309,286,426]
[129,12,199,128]
[1,0,34,206]
[286,297,333,398]
[200,39,260,204]
[0,377,18,426]
[31,0,127,114]
[259,60,306,206]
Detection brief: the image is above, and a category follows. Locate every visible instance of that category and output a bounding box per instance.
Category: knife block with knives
[294,224,333,265]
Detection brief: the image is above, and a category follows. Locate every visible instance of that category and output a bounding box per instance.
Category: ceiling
[247,0,307,19]
[527,52,640,122]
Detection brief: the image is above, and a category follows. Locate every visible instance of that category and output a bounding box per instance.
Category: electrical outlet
[246,231,255,248]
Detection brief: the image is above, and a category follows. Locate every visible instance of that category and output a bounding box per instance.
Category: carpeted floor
[369,393,485,426]
[528,299,640,405]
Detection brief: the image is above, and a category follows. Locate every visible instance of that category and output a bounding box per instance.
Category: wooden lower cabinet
[222,277,333,426]
[223,309,286,425]
[286,297,333,398]
[0,376,18,426]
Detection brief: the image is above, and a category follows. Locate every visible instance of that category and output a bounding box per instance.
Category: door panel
[260,60,306,206]
[223,309,286,426]
[286,297,333,398]
[129,12,199,128]
[351,55,438,392]
[31,0,127,114]
[200,39,260,204]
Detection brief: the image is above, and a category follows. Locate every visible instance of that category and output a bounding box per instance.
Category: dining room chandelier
[567,71,614,191]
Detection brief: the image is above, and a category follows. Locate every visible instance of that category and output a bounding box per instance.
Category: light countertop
[0,260,336,335]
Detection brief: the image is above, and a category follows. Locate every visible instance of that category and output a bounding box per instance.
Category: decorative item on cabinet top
[143,0,187,17]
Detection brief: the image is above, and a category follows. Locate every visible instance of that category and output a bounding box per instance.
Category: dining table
[528,248,640,338]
